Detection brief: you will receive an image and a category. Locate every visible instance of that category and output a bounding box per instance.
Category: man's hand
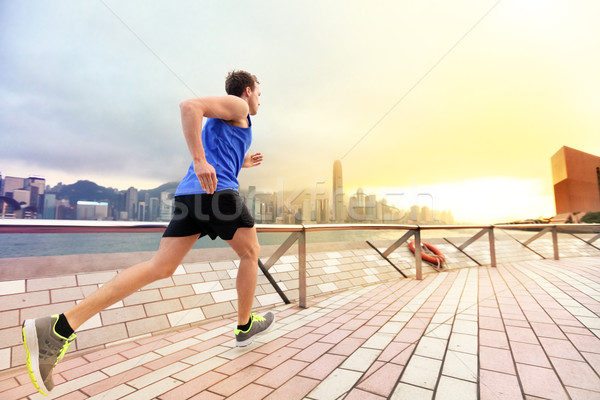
[194,159,218,194]
[242,152,263,168]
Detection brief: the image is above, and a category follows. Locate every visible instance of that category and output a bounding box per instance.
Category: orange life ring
[409,241,446,266]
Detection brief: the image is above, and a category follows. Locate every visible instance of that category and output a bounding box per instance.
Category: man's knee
[148,257,180,280]
[149,236,196,280]
[240,242,260,261]
[228,228,260,261]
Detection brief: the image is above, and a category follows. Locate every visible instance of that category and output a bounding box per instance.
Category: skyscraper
[43,194,56,219]
[248,186,256,218]
[149,197,160,221]
[160,191,174,221]
[26,176,45,206]
[333,160,344,222]
[349,188,366,222]
[126,187,138,220]
[316,198,329,223]
[302,198,312,222]
[2,176,25,197]
[138,201,146,221]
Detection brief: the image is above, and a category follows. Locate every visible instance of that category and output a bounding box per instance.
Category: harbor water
[0,229,443,259]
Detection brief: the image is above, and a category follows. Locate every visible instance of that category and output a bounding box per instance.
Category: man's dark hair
[225,70,259,97]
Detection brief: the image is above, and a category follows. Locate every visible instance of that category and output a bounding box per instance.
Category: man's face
[248,83,261,115]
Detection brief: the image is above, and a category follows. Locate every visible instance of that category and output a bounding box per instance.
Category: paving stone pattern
[2,241,409,371]
[0,233,599,399]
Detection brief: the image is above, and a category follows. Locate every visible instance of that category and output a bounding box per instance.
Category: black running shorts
[162,190,255,241]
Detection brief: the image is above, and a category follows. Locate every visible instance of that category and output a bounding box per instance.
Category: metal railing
[2,220,599,308]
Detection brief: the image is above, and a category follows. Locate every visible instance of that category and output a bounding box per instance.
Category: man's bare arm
[179,96,249,194]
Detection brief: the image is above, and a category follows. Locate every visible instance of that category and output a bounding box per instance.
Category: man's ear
[244,86,252,97]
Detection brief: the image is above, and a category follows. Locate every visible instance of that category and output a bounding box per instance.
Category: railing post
[298,226,307,308]
[552,225,559,260]
[414,228,423,280]
[488,227,496,267]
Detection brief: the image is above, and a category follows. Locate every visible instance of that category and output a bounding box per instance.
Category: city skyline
[0,162,560,224]
[2,2,598,224]
[9,142,598,224]
[0,160,455,224]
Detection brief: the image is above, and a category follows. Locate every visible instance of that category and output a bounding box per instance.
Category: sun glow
[360,176,555,224]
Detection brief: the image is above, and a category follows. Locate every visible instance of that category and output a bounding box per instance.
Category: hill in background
[47,180,178,206]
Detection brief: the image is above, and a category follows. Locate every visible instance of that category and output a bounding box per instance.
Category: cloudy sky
[1,0,598,223]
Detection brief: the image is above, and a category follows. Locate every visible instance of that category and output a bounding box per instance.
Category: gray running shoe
[235,312,275,347]
[22,315,76,395]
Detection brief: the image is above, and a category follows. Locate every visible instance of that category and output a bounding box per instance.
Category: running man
[22,70,275,395]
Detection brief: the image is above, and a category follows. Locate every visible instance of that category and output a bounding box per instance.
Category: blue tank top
[175,116,252,195]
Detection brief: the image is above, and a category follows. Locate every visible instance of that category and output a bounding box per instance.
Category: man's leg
[23,234,198,395]
[226,226,275,346]
[65,235,199,330]
[226,227,260,325]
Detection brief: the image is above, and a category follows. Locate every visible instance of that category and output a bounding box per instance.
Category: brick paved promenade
[2,256,600,399]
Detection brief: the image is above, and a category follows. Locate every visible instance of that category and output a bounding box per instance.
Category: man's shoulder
[181,95,248,122]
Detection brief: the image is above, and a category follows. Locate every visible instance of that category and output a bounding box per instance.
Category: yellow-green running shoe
[235,312,275,347]
[22,315,76,395]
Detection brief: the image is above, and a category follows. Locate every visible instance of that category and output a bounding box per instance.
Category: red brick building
[551,146,600,215]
